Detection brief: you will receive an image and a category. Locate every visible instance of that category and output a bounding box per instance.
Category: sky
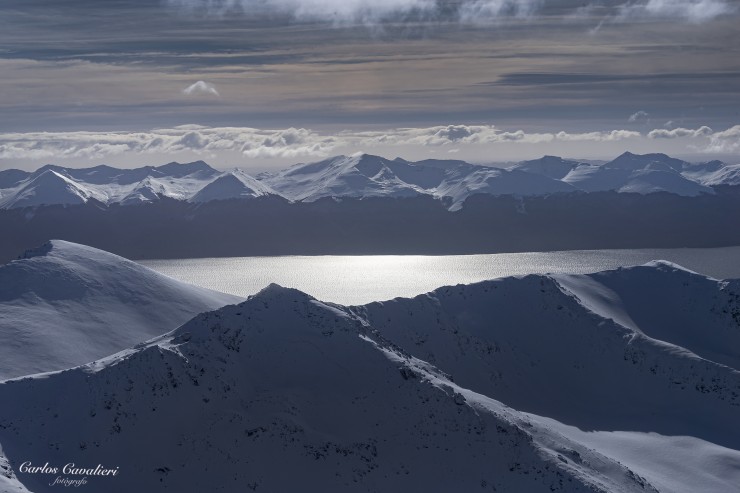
[0,0,738,171]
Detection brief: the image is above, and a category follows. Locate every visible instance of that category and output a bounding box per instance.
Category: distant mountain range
[2,151,739,263]
[1,241,738,492]
[1,152,738,211]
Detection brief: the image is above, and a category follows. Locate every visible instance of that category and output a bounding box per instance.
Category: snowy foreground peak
[0,240,242,380]
[1,151,737,211]
[1,249,740,492]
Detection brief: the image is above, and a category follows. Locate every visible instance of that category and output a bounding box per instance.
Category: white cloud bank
[0,123,736,164]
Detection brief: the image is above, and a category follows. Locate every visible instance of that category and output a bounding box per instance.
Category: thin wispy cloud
[183,81,220,97]
[629,110,649,123]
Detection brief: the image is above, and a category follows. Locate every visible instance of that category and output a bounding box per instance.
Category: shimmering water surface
[140,246,740,305]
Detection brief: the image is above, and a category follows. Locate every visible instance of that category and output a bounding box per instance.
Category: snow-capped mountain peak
[0,169,107,209]
[189,169,275,203]
[119,176,170,205]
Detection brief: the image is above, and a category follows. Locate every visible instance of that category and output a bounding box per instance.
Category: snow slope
[682,161,740,186]
[0,284,659,493]
[535,415,740,493]
[0,240,242,380]
[554,261,740,370]
[0,447,31,493]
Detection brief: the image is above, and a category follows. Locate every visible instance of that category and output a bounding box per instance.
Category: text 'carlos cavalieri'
[19,461,119,488]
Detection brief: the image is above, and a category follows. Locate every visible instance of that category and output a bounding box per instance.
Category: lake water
[140,246,740,305]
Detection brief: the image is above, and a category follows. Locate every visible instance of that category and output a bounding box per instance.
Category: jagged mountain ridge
[1,152,737,211]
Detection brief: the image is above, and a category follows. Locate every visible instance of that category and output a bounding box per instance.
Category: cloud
[0,124,653,162]
[428,125,476,142]
[705,125,740,153]
[340,125,641,148]
[555,130,641,141]
[240,128,337,158]
[648,126,713,138]
[167,0,734,24]
[182,81,220,97]
[618,0,734,22]
[167,0,552,24]
[457,0,543,22]
[0,125,597,161]
[628,110,649,123]
[0,127,337,161]
[642,124,738,153]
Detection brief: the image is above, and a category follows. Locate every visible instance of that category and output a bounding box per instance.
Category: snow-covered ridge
[0,160,228,209]
[0,240,242,380]
[1,245,739,491]
[1,151,736,211]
